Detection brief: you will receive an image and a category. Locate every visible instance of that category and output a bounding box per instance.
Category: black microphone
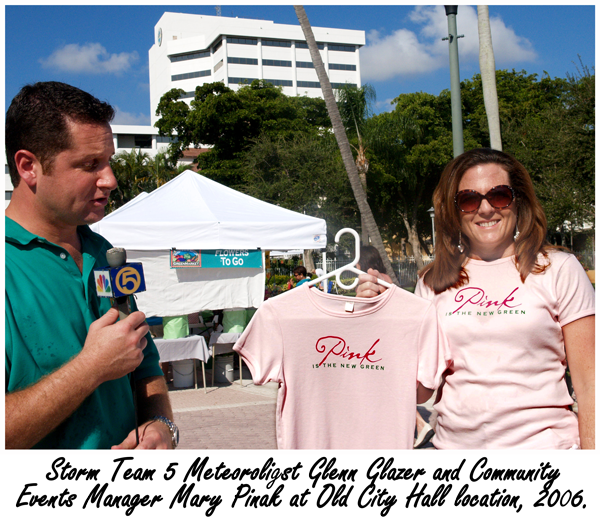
[94,247,147,445]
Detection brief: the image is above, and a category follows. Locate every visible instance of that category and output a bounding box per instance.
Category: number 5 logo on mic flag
[94,263,146,298]
[115,266,143,295]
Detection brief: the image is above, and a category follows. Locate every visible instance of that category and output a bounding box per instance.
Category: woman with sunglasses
[358,148,595,449]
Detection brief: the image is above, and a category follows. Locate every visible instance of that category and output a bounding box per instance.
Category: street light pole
[428,207,436,252]
[443,5,464,157]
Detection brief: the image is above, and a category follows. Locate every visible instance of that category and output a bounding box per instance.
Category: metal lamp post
[443,6,464,157]
[428,207,436,252]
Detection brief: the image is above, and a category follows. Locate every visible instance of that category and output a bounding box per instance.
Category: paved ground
[168,364,435,449]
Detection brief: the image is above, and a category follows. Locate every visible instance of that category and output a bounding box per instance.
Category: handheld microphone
[94,248,147,320]
[94,247,147,445]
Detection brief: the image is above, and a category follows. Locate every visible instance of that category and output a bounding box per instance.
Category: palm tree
[109,149,192,212]
[109,148,153,211]
[477,5,502,150]
[294,5,399,285]
[336,84,376,244]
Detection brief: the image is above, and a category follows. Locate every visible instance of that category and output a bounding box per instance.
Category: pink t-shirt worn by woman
[416,251,595,449]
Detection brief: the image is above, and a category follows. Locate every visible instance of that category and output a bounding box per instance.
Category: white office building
[149,12,365,125]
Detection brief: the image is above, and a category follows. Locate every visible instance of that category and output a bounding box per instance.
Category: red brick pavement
[169,380,278,449]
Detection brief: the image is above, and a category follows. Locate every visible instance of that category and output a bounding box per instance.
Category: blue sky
[4,4,595,124]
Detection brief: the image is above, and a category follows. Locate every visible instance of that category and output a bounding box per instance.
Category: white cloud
[375,98,397,113]
[361,5,537,82]
[112,106,150,126]
[40,43,138,75]
[361,28,444,81]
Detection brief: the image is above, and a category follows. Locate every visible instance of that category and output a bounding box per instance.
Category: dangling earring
[457,231,465,253]
[514,222,520,240]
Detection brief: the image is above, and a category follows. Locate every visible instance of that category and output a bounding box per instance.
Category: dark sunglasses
[455,185,515,213]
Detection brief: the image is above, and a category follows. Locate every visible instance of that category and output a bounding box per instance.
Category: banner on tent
[170,249,262,268]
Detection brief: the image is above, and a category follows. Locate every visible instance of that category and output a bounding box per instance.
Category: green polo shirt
[5,216,163,449]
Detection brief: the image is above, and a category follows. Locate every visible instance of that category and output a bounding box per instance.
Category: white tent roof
[91,170,327,250]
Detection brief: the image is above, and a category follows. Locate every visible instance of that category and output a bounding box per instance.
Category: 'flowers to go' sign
[170,249,262,269]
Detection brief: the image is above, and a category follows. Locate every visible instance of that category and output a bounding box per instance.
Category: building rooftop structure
[149,12,365,125]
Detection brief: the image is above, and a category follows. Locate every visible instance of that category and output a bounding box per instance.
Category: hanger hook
[334,228,360,290]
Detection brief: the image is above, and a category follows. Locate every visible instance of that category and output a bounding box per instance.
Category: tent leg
[211,348,215,388]
[201,361,207,394]
[239,356,243,386]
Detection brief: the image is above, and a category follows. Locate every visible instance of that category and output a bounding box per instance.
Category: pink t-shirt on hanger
[234,284,450,449]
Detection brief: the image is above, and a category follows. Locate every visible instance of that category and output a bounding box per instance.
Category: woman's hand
[356,268,392,298]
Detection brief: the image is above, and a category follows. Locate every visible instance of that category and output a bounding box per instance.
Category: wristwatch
[152,416,180,449]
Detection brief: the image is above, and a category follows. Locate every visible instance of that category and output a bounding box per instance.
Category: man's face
[36,120,117,227]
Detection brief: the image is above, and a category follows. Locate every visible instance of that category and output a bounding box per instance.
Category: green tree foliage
[460,69,568,148]
[367,93,455,266]
[242,132,359,243]
[155,80,330,189]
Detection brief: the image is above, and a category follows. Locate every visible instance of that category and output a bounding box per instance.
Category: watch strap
[152,415,179,448]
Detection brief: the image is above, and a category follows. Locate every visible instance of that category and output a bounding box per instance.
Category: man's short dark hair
[5,81,115,187]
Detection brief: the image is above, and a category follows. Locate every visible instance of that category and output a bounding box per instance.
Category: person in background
[5,82,177,449]
[292,265,311,287]
[357,245,435,449]
[358,148,594,449]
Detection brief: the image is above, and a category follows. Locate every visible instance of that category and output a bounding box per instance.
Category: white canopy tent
[91,170,327,317]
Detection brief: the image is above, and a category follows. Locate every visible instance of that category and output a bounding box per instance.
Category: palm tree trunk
[303,249,316,275]
[355,136,370,245]
[401,214,424,271]
[477,5,502,150]
[294,5,399,285]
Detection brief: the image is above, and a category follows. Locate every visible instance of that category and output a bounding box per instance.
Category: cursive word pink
[315,336,382,366]
[453,286,521,314]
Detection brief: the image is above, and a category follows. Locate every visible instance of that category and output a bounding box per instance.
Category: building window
[262,39,292,48]
[264,79,293,87]
[297,80,321,88]
[329,63,357,71]
[170,50,210,62]
[296,41,324,50]
[172,70,211,81]
[6,191,12,201]
[180,91,196,99]
[157,136,173,143]
[329,44,356,52]
[212,39,222,53]
[214,59,223,72]
[228,37,258,45]
[134,135,152,149]
[296,61,315,69]
[331,82,357,89]
[228,57,259,65]
[262,59,292,68]
[228,77,258,85]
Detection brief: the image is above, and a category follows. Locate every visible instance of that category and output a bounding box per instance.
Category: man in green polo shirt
[5,82,177,449]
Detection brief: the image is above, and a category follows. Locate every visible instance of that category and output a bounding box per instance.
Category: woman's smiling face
[458,163,518,261]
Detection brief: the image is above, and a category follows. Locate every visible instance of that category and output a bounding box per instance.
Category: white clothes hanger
[306,228,394,291]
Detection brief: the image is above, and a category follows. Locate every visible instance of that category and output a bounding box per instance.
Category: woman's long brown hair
[420,148,552,293]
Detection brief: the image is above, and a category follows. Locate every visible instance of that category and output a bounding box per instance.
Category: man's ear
[13,150,42,187]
